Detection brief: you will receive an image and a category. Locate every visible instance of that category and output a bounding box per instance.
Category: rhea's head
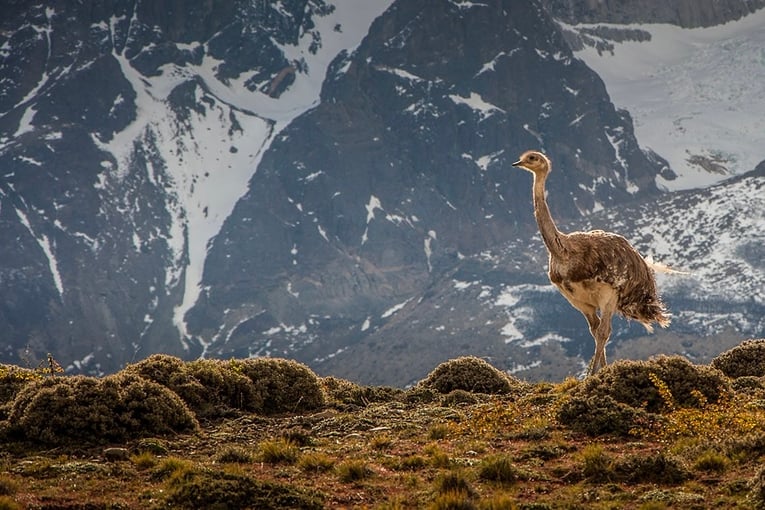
[512,150,551,176]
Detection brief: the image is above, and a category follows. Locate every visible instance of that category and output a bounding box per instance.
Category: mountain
[561,5,765,190]
[0,0,762,386]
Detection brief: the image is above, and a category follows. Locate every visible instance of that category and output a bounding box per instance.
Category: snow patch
[381,297,413,319]
[566,8,765,189]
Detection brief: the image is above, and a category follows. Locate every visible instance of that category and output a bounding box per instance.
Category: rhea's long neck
[532,172,565,256]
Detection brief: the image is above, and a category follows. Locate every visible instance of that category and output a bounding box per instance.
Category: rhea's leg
[582,309,601,377]
[591,308,614,374]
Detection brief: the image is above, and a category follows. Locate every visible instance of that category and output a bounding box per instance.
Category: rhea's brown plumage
[512,150,670,376]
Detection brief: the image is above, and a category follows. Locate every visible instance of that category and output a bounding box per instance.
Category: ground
[2,368,763,509]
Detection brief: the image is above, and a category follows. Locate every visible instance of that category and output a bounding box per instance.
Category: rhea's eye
[528,155,537,161]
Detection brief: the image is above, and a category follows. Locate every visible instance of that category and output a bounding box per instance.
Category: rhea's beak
[511,160,522,167]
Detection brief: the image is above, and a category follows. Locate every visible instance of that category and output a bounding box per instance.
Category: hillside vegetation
[1,340,765,509]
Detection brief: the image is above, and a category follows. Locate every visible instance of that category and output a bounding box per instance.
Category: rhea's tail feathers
[640,313,671,333]
[644,255,690,275]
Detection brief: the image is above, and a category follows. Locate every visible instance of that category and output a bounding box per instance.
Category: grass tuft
[337,460,373,483]
[478,455,522,484]
[258,438,300,464]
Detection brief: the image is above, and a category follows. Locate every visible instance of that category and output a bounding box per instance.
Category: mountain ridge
[0,0,762,385]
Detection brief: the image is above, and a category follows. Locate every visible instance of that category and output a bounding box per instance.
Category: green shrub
[731,376,765,394]
[7,373,197,444]
[125,354,187,387]
[419,357,521,395]
[712,339,765,378]
[725,433,765,462]
[556,393,651,436]
[237,358,325,414]
[126,355,262,419]
[128,355,324,417]
[569,356,729,414]
[181,359,262,417]
[0,365,39,405]
[441,389,480,407]
[164,470,323,509]
[612,451,689,485]
[321,376,403,408]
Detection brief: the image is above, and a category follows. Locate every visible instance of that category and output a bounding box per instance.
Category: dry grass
[1,348,765,508]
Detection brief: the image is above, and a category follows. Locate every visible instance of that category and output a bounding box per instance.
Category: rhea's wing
[565,231,667,324]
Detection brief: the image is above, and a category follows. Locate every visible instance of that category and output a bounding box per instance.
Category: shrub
[612,451,689,485]
[0,365,39,405]
[164,470,323,510]
[128,355,324,417]
[125,354,187,387]
[712,339,765,378]
[7,373,198,444]
[111,373,199,435]
[731,376,765,395]
[419,357,521,395]
[237,358,325,414]
[569,356,729,414]
[321,376,403,408]
[556,393,651,436]
[725,433,765,462]
[441,389,480,407]
[136,437,170,456]
[182,359,262,418]
[126,356,262,419]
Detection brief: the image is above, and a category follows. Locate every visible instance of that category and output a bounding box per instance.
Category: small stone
[103,447,130,462]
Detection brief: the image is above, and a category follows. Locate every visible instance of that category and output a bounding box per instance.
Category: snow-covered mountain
[562,7,765,190]
[0,0,762,385]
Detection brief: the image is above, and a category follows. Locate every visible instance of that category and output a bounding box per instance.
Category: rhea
[512,150,670,376]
